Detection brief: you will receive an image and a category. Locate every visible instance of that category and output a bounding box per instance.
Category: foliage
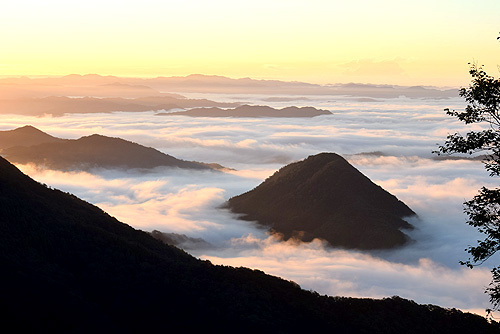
[437,62,500,312]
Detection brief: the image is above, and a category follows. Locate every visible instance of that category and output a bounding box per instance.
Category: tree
[436,61,500,313]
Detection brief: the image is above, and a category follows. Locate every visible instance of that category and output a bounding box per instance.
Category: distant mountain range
[157,105,331,118]
[227,153,416,250]
[0,155,497,332]
[0,74,459,118]
[0,125,218,171]
[0,95,239,116]
[0,74,459,99]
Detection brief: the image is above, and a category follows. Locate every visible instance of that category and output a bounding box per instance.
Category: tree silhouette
[437,40,500,312]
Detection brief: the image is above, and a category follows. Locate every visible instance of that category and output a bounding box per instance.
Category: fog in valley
[1,90,496,315]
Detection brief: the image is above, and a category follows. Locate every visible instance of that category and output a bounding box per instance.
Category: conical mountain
[0,156,496,333]
[0,125,62,149]
[227,153,416,250]
[2,130,212,170]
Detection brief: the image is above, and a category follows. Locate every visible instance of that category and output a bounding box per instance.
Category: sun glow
[1,0,499,86]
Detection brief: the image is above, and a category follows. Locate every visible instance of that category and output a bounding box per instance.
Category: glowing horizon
[1,0,499,87]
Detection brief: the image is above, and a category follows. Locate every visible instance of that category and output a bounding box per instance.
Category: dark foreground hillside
[0,156,497,333]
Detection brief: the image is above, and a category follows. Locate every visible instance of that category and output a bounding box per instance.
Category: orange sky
[1,0,499,86]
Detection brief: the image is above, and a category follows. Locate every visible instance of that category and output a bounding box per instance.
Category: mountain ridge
[158,104,332,117]
[0,74,459,99]
[0,126,219,171]
[0,95,239,115]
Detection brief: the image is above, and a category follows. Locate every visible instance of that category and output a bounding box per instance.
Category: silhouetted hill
[227,153,416,250]
[158,105,331,117]
[0,125,62,149]
[2,131,213,171]
[0,156,497,333]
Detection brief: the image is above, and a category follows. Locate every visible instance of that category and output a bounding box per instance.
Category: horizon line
[0,73,460,90]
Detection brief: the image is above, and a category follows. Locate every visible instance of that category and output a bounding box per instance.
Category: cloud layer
[1,93,496,314]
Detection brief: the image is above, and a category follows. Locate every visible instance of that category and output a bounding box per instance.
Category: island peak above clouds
[0,126,220,172]
[227,152,416,250]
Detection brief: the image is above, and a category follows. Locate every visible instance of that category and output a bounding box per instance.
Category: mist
[1,93,496,314]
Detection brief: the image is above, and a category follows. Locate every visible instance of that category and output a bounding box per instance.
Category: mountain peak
[0,125,62,150]
[10,124,47,134]
[15,124,36,130]
[299,152,346,165]
[227,152,415,250]
[2,128,212,171]
[77,133,114,141]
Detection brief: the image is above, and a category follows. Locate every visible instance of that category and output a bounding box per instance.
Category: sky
[1,0,499,86]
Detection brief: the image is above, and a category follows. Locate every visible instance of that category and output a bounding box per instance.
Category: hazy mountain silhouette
[0,96,239,116]
[1,126,215,171]
[0,75,163,99]
[0,125,63,150]
[158,105,331,118]
[130,74,459,98]
[0,74,459,99]
[3,134,212,171]
[0,156,497,333]
[227,153,416,250]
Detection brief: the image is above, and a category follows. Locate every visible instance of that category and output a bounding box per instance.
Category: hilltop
[0,125,62,149]
[1,126,217,171]
[227,153,416,250]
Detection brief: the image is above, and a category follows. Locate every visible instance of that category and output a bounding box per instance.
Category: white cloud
[2,93,496,315]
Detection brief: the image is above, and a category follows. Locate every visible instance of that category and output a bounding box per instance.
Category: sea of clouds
[1,93,497,315]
